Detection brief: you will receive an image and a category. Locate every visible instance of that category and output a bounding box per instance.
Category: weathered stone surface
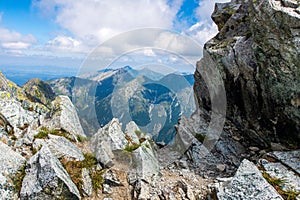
[268,150,300,174]
[47,134,84,161]
[0,173,19,200]
[194,0,300,148]
[216,159,283,200]
[103,170,123,187]
[81,168,92,197]
[260,159,300,192]
[131,141,159,183]
[20,145,81,200]
[0,141,26,174]
[129,141,160,200]
[45,95,86,140]
[91,118,128,167]
[0,98,39,135]
[0,142,26,200]
[0,72,13,94]
[125,121,141,144]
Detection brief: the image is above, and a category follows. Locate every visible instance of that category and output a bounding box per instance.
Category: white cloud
[46,35,85,52]
[184,0,230,56]
[2,42,32,49]
[196,0,230,22]
[34,0,183,45]
[0,15,36,54]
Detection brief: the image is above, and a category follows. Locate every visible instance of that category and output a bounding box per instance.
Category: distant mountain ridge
[49,66,195,144]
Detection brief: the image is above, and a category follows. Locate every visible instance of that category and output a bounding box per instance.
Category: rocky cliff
[194,0,300,148]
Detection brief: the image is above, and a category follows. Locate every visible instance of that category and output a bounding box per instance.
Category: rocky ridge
[0,0,299,199]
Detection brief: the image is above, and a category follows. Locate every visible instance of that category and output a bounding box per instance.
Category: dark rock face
[194,0,300,148]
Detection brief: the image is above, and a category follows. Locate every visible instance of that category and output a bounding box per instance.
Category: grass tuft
[124,143,141,152]
[60,153,103,195]
[12,165,26,193]
[194,133,205,143]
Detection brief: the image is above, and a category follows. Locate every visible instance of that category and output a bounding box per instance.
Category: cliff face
[194,0,300,148]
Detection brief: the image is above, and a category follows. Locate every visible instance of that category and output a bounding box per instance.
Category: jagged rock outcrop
[46,134,85,161]
[216,159,283,200]
[91,118,128,168]
[44,95,86,141]
[20,145,81,200]
[130,141,160,199]
[194,0,300,148]
[0,72,13,95]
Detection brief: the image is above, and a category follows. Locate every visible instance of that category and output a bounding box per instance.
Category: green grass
[60,153,103,195]
[76,135,89,143]
[90,169,104,191]
[194,133,205,143]
[262,171,286,186]
[12,164,26,193]
[262,171,299,199]
[34,127,49,139]
[34,127,75,142]
[124,143,141,152]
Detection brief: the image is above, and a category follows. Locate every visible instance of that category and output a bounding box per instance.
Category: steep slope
[194,0,300,148]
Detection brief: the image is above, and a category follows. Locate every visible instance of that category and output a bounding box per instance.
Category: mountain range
[49,66,195,144]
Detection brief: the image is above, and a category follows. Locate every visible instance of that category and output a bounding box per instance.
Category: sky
[0,0,229,74]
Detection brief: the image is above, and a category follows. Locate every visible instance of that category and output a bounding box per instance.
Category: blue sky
[0,0,228,72]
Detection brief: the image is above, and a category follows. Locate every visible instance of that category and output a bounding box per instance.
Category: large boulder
[194,0,300,148]
[216,159,283,200]
[130,141,160,200]
[91,118,128,167]
[0,142,26,199]
[20,145,81,199]
[46,134,85,161]
[45,95,86,140]
[0,97,39,136]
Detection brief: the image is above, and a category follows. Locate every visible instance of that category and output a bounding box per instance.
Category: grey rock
[20,145,81,200]
[91,118,128,168]
[131,141,159,183]
[0,98,39,136]
[102,184,112,194]
[270,143,288,151]
[194,0,300,148]
[216,159,283,200]
[0,173,19,200]
[268,150,300,174]
[103,170,123,187]
[32,138,46,150]
[81,168,92,197]
[249,146,260,152]
[0,142,26,200]
[281,0,299,8]
[216,164,226,172]
[260,159,300,192]
[47,134,84,161]
[125,121,141,144]
[0,72,13,94]
[0,141,26,174]
[45,95,86,141]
